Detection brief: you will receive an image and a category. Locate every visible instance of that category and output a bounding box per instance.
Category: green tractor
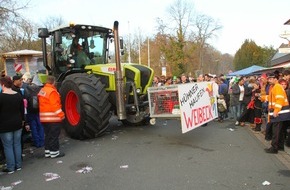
[38,21,154,140]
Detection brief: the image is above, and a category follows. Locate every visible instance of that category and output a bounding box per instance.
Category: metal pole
[138,27,141,65]
[148,37,150,67]
[128,21,131,63]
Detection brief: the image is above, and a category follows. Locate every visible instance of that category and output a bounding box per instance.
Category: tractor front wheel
[59,73,111,139]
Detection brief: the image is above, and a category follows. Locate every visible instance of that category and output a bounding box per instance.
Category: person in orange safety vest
[261,72,290,154]
[38,75,65,158]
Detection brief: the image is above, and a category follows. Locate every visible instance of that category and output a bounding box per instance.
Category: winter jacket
[38,83,65,123]
[262,83,290,122]
[0,93,24,133]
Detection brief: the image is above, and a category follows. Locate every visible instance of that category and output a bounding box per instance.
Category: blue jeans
[0,128,23,171]
[27,113,44,147]
[231,104,241,121]
[240,102,247,116]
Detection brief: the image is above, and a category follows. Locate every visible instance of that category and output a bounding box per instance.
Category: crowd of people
[1,68,290,174]
[152,70,290,153]
[0,71,65,174]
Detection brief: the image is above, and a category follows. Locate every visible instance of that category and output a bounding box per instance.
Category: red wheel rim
[65,90,80,126]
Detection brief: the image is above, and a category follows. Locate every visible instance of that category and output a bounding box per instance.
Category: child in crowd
[217,94,227,122]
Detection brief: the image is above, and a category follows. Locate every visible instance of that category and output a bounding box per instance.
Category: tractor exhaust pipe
[113,21,127,120]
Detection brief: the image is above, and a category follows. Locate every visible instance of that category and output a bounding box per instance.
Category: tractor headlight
[136,88,141,94]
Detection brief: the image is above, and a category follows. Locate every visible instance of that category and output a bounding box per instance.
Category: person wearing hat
[261,72,290,154]
[12,74,31,155]
[12,74,23,95]
[22,72,32,90]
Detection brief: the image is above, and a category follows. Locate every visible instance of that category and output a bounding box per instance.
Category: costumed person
[237,80,262,130]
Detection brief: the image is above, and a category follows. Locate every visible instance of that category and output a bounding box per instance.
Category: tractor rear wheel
[59,73,111,139]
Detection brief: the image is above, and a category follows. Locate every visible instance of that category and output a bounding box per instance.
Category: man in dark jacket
[24,75,44,148]
[218,77,230,118]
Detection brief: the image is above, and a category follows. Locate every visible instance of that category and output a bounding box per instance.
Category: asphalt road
[1,117,290,190]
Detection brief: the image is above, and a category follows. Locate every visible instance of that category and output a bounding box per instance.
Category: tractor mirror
[38,28,49,38]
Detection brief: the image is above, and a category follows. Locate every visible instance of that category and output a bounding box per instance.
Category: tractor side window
[88,35,105,64]
[55,36,72,72]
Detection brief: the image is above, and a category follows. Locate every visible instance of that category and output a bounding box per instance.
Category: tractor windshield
[54,29,109,74]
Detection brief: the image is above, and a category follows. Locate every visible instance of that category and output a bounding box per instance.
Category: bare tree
[0,14,67,52]
[0,17,39,52]
[167,0,193,37]
[0,0,29,34]
[0,0,35,52]
[41,16,66,30]
[163,0,195,76]
[191,14,222,73]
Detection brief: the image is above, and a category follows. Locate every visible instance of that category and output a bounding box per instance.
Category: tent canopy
[227,65,266,77]
[252,62,290,75]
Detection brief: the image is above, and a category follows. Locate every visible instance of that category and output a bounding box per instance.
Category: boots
[252,124,261,131]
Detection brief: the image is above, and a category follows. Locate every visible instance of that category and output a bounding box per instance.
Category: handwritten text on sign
[178,82,218,133]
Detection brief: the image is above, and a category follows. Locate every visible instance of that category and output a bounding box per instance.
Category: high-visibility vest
[267,83,290,122]
[38,84,65,123]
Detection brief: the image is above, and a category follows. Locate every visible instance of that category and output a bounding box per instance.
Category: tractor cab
[39,23,114,79]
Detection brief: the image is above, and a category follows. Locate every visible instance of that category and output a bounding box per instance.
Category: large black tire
[59,73,111,139]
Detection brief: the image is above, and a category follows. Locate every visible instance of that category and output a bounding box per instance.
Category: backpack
[217,103,226,113]
[25,85,41,113]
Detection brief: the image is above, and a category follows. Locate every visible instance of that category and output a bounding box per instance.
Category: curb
[245,124,290,169]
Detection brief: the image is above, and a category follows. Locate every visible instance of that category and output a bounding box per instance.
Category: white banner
[178,82,218,133]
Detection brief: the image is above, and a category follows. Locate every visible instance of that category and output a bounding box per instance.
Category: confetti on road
[262,181,271,186]
[11,180,22,186]
[43,173,60,181]
[0,186,13,190]
[120,165,129,169]
[76,166,93,174]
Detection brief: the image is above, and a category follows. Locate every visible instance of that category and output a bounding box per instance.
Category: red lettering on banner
[183,105,213,129]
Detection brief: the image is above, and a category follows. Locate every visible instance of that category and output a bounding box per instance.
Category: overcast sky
[22,0,290,55]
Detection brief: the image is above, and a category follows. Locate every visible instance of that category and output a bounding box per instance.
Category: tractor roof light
[69,22,75,27]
